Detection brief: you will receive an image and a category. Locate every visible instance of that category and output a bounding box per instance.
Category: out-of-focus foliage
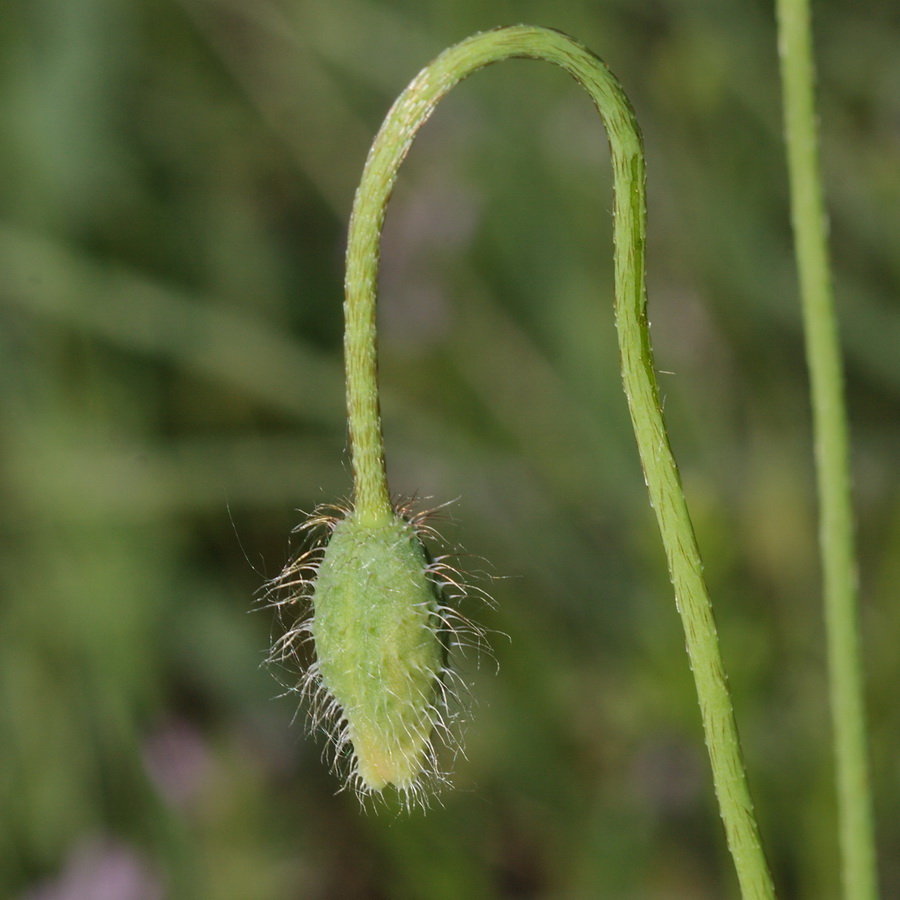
[1,1,897,897]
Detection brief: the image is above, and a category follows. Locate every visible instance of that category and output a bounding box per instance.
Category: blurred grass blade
[0,224,341,421]
[776,0,879,896]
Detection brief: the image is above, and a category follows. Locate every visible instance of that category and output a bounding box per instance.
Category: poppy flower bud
[309,511,446,794]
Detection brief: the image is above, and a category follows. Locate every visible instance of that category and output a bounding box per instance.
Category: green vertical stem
[343,25,775,897]
[776,2,879,898]
[344,234,392,523]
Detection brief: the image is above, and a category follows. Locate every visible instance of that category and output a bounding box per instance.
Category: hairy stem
[343,25,774,897]
[776,2,879,897]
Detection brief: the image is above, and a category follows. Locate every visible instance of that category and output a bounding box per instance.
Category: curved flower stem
[343,25,775,897]
[776,2,879,897]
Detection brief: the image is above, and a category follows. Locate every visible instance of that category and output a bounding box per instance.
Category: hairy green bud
[310,512,445,792]
[267,501,484,807]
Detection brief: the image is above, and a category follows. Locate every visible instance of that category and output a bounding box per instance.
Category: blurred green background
[1,0,898,897]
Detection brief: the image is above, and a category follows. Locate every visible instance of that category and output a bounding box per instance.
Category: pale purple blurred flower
[142,718,211,811]
[20,838,163,900]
